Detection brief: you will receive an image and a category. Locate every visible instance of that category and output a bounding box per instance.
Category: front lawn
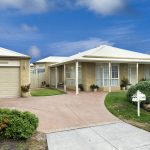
[105,92,150,131]
[31,88,65,96]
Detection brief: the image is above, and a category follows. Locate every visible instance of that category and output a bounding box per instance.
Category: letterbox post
[137,101,140,117]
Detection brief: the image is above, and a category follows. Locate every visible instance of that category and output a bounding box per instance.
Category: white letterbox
[132,90,146,117]
[132,90,146,102]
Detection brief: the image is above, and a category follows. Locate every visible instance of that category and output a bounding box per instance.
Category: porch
[50,62,150,94]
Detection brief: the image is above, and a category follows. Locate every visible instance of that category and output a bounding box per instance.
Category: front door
[128,65,137,85]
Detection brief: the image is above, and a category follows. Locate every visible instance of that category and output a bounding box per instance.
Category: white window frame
[111,64,119,86]
[96,63,119,87]
[65,63,82,86]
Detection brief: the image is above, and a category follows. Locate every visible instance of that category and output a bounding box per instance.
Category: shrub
[127,81,150,104]
[90,84,99,91]
[78,84,84,91]
[21,84,30,93]
[0,109,39,140]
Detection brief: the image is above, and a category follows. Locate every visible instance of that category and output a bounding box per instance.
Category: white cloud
[76,0,125,15]
[0,24,41,43]
[48,38,113,55]
[0,0,130,15]
[21,24,38,32]
[0,0,48,14]
[29,46,41,58]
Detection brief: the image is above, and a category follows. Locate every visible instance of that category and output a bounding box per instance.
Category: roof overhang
[49,57,150,67]
[0,56,31,59]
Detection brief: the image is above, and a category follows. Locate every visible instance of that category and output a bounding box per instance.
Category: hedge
[0,108,39,140]
[127,81,150,104]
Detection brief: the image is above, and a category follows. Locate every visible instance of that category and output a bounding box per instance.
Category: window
[103,64,109,86]
[96,63,119,87]
[96,64,109,87]
[37,68,45,73]
[66,66,75,79]
[78,65,82,84]
[111,65,119,86]
[96,64,103,86]
[66,64,75,86]
[65,63,82,86]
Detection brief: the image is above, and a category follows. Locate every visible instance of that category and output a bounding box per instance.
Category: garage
[0,47,30,98]
[0,67,20,97]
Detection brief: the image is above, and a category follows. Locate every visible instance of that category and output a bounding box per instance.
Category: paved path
[47,122,150,150]
[0,92,118,133]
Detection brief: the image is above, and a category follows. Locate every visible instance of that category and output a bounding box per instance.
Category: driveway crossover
[47,122,150,150]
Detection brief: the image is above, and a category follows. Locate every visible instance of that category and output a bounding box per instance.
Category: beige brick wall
[101,86,120,92]
[20,59,30,86]
[120,63,128,82]
[120,63,145,83]
[139,64,145,81]
[82,62,96,91]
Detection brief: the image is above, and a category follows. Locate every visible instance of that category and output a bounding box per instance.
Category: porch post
[55,66,58,89]
[75,61,79,95]
[64,64,66,92]
[108,62,111,92]
[136,63,139,83]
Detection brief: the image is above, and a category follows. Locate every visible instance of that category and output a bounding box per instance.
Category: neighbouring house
[49,45,150,94]
[0,47,30,98]
[31,56,67,88]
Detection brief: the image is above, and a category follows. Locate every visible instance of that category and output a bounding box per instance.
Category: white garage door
[0,67,20,97]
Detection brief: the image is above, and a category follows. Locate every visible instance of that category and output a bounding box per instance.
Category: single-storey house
[31,56,67,88]
[0,47,30,97]
[49,45,150,94]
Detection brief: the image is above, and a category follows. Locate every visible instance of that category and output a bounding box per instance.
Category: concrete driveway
[0,92,118,133]
[47,122,150,150]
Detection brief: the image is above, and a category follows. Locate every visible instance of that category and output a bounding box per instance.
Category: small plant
[120,77,129,90]
[78,84,84,91]
[41,81,46,88]
[46,84,50,88]
[140,78,146,81]
[90,84,99,91]
[21,84,30,93]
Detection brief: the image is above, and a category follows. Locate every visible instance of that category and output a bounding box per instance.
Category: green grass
[31,88,65,96]
[105,92,150,131]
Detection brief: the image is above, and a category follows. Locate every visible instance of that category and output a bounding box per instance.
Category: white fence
[30,67,45,89]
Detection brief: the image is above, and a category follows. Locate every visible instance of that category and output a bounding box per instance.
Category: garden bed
[0,132,48,150]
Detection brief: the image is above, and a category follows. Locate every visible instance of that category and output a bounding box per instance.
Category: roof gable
[84,45,150,59]
[36,56,67,63]
[0,47,30,58]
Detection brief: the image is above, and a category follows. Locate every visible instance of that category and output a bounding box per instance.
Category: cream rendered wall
[20,59,30,86]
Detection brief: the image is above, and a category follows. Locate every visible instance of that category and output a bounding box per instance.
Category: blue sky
[0,0,149,62]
